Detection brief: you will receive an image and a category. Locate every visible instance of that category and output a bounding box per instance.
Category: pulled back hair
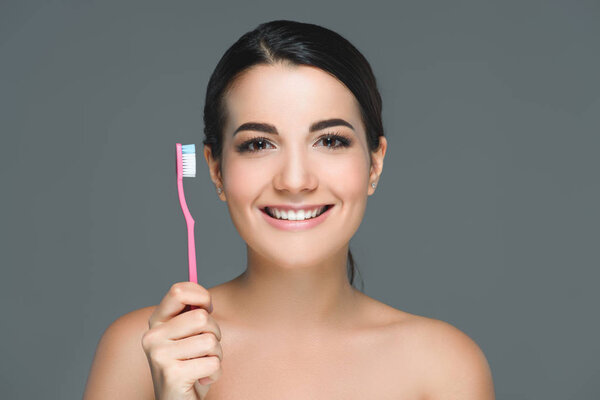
[203,20,385,292]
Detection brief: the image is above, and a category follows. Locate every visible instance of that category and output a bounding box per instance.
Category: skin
[205,62,385,333]
[83,62,495,399]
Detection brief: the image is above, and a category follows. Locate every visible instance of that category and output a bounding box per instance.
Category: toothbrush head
[181,144,196,177]
[176,143,196,178]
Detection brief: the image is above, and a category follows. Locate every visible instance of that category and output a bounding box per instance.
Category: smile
[260,205,334,230]
[264,205,331,220]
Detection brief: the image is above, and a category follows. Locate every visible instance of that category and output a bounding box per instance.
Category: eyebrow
[232,118,355,137]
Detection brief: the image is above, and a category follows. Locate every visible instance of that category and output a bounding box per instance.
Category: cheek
[224,159,265,198]
[320,152,370,199]
[221,158,266,240]
[222,157,266,219]
[323,153,370,239]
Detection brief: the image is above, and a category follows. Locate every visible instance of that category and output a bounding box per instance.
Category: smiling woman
[83,20,495,399]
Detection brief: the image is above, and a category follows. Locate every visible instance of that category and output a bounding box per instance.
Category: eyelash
[236,132,352,153]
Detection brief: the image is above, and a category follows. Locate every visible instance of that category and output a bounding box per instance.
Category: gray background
[1,0,598,399]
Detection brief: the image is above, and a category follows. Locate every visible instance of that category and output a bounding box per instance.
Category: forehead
[223,63,363,134]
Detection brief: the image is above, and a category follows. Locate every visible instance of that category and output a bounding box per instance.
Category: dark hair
[202,20,385,292]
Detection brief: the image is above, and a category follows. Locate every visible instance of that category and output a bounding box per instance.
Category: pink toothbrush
[175,143,198,309]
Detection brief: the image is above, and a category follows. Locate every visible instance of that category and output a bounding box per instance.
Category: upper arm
[83,307,156,400]
[418,319,495,400]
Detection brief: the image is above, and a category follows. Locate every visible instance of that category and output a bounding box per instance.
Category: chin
[254,247,330,269]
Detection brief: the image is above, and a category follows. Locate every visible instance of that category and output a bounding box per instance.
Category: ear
[203,144,226,201]
[368,136,387,196]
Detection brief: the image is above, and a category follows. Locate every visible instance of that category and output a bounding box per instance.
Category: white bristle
[182,153,196,177]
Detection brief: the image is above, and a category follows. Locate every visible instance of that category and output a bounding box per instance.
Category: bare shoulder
[121,305,157,327]
[391,313,496,399]
[100,305,157,347]
[83,306,157,400]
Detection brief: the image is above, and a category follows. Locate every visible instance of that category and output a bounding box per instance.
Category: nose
[272,146,318,195]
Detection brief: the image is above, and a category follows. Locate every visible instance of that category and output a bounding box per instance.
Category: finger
[198,366,223,386]
[167,332,224,361]
[178,355,221,384]
[166,308,223,341]
[149,282,212,328]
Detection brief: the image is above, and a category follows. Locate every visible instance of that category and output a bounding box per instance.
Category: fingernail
[199,376,214,385]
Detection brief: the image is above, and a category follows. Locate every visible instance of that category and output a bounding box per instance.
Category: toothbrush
[175,144,199,309]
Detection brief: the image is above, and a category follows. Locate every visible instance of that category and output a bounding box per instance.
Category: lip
[260,204,334,231]
[259,204,331,211]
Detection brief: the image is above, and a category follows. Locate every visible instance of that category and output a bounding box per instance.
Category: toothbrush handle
[185,216,198,311]
[186,216,197,284]
[178,174,199,311]
[177,180,198,285]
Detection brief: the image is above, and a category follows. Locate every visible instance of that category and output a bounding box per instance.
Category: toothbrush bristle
[181,144,196,177]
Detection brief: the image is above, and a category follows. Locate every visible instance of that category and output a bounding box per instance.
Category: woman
[84,20,495,399]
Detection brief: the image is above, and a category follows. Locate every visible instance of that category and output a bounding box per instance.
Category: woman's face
[206,63,385,269]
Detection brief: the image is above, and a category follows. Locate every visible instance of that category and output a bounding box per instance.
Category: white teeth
[266,206,328,221]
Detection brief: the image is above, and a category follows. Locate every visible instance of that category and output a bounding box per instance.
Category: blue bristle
[181,144,196,154]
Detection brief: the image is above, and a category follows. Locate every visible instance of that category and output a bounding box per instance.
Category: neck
[226,243,360,333]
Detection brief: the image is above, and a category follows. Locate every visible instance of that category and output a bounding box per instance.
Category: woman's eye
[236,137,274,153]
[236,133,352,153]
[316,134,352,149]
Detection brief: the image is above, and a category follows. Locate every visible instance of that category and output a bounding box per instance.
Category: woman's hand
[142,282,223,400]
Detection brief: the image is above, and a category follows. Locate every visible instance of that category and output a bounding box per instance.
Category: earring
[216,186,223,194]
[371,182,376,189]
